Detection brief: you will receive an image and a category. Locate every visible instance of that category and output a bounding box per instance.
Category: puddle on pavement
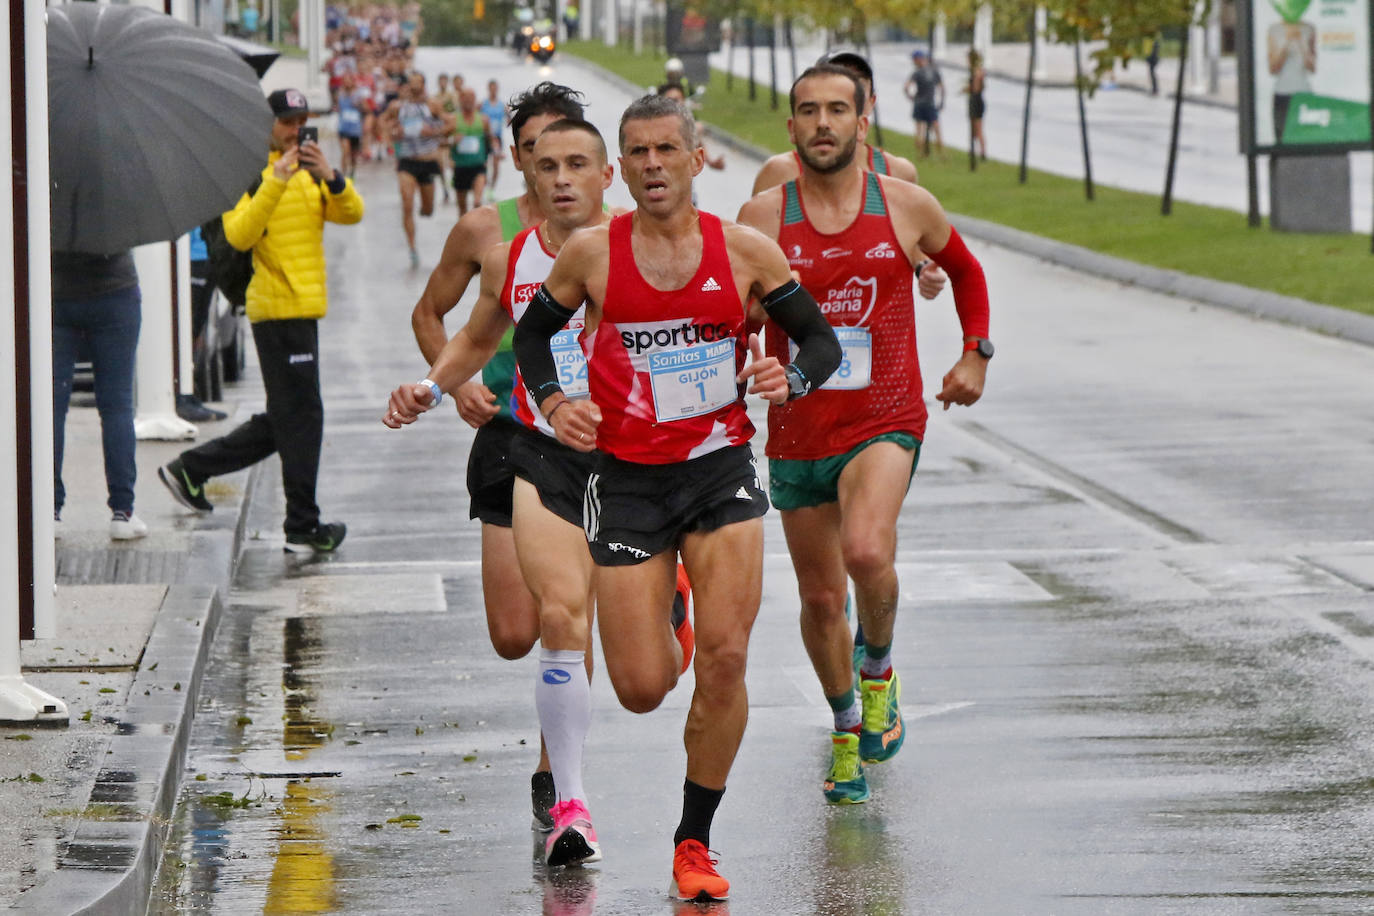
[152,614,339,913]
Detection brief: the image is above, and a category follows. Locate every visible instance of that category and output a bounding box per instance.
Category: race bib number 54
[648,339,736,421]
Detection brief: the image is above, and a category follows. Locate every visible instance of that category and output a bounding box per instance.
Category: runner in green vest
[450,88,494,215]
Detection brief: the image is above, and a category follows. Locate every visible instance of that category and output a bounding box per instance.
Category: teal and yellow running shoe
[859,671,905,764]
[823,731,870,804]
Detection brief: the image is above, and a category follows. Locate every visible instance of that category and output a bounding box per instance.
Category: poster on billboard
[1238,0,1373,153]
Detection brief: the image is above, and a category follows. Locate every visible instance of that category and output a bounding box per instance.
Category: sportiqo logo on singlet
[820,277,878,327]
[618,319,732,355]
[618,318,738,423]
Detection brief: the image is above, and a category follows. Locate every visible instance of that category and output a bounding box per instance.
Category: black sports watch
[783,364,811,400]
[963,337,994,360]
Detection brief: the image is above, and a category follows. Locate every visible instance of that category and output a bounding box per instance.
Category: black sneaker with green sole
[158,459,214,513]
[284,521,347,554]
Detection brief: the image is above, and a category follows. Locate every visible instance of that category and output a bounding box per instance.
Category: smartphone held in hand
[298,125,319,146]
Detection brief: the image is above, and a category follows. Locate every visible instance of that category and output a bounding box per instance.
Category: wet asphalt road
[148,47,1374,915]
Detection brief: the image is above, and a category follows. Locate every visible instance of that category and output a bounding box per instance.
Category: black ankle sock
[673,779,725,848]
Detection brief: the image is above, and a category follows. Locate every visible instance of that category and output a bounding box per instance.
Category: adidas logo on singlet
[700,276,722,292]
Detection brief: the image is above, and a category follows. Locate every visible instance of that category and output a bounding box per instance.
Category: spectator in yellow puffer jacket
[159,88,364,553]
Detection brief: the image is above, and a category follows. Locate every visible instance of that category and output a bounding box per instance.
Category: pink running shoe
[545,799,602,867]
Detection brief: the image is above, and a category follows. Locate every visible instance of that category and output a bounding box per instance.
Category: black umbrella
[216,33,281,78]
[47,3,274,255]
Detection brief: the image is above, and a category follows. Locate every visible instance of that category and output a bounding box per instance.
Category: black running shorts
[451,165,486,191]
[466,416,521,527]
[509,423,596,528]
[397,157,442,184]
[584,445,769,567]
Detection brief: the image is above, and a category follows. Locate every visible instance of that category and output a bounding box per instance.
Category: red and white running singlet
[588,211,753,464]
[501,224,589,438]
[766,171,925,460]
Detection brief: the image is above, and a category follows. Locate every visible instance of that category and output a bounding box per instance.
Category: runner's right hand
[455,381,500,429]
[548,398,601,453]
[383,382,435,428]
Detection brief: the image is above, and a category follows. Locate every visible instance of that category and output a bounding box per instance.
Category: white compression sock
[535,649,590,804]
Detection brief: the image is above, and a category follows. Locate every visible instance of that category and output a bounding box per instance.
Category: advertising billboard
[1238,0,1373,153]
[666,3,721,54]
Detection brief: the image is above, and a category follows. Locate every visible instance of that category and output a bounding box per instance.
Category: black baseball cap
[267,88,310,119]
[818,50,874,86]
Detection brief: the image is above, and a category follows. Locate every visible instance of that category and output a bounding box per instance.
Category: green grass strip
[566,39,1374,315]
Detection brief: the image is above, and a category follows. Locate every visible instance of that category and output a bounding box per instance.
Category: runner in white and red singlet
[388,122,701,873]
[737,63,991,806]
[511,94,841,902]
[405,83,590,834]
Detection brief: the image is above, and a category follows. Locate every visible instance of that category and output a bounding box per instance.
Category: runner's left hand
[737,333,787,405]
[298,140,335,181]
[935,352,987,411]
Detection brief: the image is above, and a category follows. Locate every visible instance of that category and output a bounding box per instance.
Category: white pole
[26,0,55,639]
[169,0,195,402]
[580,0,590,39]
[933,12,947,60]
[305,0,323,93]
[133,244,198,441]
[1189,9,1207,93]
[974,4,992,60]
[604,0,616,46]
[633,0,642,55]
[1033,6,1048,81]
[1,0,67,725]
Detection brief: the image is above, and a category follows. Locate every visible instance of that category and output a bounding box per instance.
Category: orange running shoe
[672,563,694,676]
[670,838,729,901]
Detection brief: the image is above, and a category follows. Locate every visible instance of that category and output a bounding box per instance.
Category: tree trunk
[768,16,778,110]
[1019,8,1036,184]
[1162,22,1191,215]
[857,28,883,148]
[726,2,737,92]
[747,17,756,102]
[1073,29,1094,201]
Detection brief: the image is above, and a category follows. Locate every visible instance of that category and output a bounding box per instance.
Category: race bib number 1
[791,326,871,390]
[648,339,736,421]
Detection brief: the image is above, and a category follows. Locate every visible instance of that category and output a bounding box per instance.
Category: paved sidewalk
[3,378,260,912]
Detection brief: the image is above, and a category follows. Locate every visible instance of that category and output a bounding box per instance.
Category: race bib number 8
[648,339,736,421]
[790,326,871,389]
[552,327,589,399]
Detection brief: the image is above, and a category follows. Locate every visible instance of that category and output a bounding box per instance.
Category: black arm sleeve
[512,284,578,410]
[761,280,842,395]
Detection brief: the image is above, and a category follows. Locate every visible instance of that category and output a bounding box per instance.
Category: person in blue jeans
[51,250,147,540]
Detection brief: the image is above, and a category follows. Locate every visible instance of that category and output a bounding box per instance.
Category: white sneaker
[110,511,148,541]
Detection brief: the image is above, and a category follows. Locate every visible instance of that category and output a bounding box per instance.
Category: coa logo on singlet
[786,243,814,270]
[820,277,877,326]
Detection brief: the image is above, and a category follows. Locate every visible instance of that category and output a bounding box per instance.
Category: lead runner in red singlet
[738,64,992,806]
[511,94,841,902]
[388,121,695,871]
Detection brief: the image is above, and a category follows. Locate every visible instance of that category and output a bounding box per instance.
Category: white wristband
[418,378,442,407]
